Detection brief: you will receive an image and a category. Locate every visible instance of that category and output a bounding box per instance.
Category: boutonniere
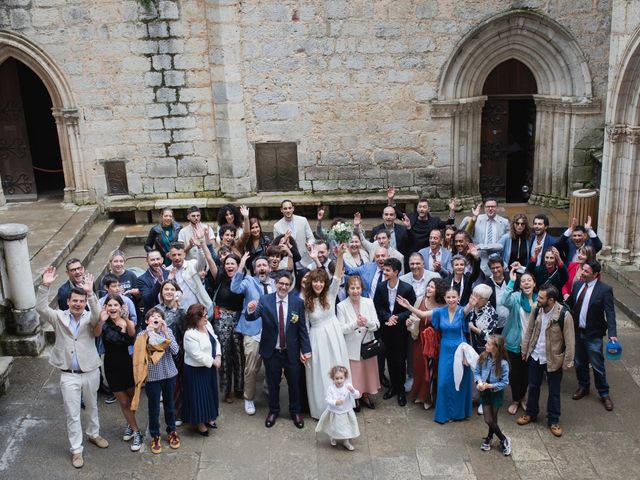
[291,313,299,324]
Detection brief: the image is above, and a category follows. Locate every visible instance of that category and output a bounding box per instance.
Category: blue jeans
[146,376,176,437]
[525,358,563,425]
[574,332,609,396]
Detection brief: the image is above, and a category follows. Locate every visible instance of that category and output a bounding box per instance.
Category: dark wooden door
[255,142,299,191]
[480,100,509,200]
[0,58,37,201]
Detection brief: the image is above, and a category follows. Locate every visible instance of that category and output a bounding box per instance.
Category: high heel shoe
[361,396,375,409]
[206,420,217,429]
[197,427,209,437]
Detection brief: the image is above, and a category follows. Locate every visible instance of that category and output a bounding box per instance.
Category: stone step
[0,356,14,396]
[29,205,100,284]
[602,267,640,327]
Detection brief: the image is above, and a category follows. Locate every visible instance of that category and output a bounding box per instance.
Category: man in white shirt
[272,199,316,267]
[400,253,441,299]
[167,242,213,311]
[484,256,509,331]
[529,214,558,266]
[178,206,216,260]
[306,240,335,275]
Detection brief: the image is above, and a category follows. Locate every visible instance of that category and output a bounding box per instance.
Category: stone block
[154,177,176,193]
[145,71,163,87]
[168,142,194,156]
[63,6,89,25]
[32,8,60,27]
[416,3,438,19]
[164,116,196,130]
[387,169,414,187]
[159,39,185,54]
[147,118,167,131]
[312,180,339,191]
[359,166,382,179]
[173,54,207,70]
[366,178,385,189]
[152,54,173,71]
[146,103,169,118]
[356,39,385,54]
[400,151,427,168]
[156,88,177,103]
[204,175,220,191]
[179,157,208,175]
[176,176,204,192]
[262,4,289,22]
[319,152,348,166]
[375,25,401,38]
[330,168,360,180]
[164,70,186,86]
[147,157,177,177]
[373,149,399,165]
[142,177,155,193]
[388,70,413,83]
[148,21,170,38]
[148,129,172,144]
[304,166,329,181]
[10,9,30,29]
[134,40,159,55]
[158,0,180,20]
[127,173,143,194]
[338,179,363,190]
[169,103,189,116]
[325,0,349,19]
[1,333,44,356]
[345,56,365,70]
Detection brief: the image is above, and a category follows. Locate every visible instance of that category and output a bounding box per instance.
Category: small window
[255,142,299,191]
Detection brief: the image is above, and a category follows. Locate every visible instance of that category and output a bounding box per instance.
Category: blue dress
[431,306,473,424]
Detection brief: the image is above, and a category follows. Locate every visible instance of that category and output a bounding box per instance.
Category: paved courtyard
[1,311,639,480]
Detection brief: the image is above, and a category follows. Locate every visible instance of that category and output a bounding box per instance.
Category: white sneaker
[501,436,512,456]
[330,438,337,446]
[423,402,432,410]
[404,377,414,393]
[130,431,143,452]
[175,420,183,427]
[123,424,134,441]
[342,440,355,451]
[477,404,483,415]
[244,399,256,415]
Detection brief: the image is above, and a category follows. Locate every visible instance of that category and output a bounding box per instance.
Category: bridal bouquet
[327,222,354,244]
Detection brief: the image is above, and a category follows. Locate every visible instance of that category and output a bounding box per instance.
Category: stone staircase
[602,264,640,327]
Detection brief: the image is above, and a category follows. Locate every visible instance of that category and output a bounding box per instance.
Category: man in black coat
[566,260,617,411]
[374,258,416,406]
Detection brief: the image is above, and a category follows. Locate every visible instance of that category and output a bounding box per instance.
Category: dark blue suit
[246,292,310,415]
[567,279,616,397]
[134,268,169,316]
[556,234,603,263]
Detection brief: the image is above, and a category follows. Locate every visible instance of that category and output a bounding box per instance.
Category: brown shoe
[601,396,614,411]
[549,424,563,437]
[572,387,589,400]
[71,452,84,468]
[88,435,109,448]
[517,415,537,426]
[224,392,234,404]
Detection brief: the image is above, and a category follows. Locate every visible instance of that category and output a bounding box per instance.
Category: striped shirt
[137,328,179,382]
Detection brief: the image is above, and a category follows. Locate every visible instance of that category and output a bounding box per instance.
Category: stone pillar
[0,224,38,335]
[52,107,90,204]
[0,175,6,207]
[430,96,486,207]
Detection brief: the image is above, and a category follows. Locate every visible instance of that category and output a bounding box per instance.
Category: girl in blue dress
[431,288,473,423]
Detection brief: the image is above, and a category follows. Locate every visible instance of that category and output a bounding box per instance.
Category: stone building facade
[0,1,638,262]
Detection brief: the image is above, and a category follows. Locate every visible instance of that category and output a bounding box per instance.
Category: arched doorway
[0,57,64,200]
[431,10,599,207]
[480,59,537,202]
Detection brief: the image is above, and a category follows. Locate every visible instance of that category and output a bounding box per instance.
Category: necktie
[377,269,383,286]
[487,220,494,243]
[278,300,286,349]
[574,284,588,322]
[262,282,269,295]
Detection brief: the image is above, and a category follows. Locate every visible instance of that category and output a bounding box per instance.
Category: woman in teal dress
[431,288,473,424]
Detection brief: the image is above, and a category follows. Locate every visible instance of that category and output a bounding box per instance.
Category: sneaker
[501,436,512,456]
[130,431,143,452]
[423,402,432,410]
[477,404,483,415]
[480,438,491,451]
[123,424,134,441]
[517,415,537,426]
[150,436,161,454]
[244,399,256,415]
[342,440,355,451]
[71,452,84,468]
[549,424,563,437]
[404,376,413,393]
[175,419,183,427]
[330,438,337,447]
[168,431,181,449]
[105,394,117,405]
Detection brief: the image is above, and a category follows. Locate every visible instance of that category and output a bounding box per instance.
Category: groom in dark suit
[567,260,618,411]
[246,271,311,428]
[374,257,416,406]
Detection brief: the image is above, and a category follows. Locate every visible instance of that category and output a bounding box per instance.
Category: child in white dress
[315,365,361,451]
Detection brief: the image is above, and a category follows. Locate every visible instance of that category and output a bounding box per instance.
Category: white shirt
[426,247,442,271]
[400,270,439,299]
[324,383,360,414]
[172,266,198,309]
[531,308,551,364]
[387,281,398,313]
[531,234,547,266]
[275,295,289,350]
[370,268,383,299]
[577,279,597,329]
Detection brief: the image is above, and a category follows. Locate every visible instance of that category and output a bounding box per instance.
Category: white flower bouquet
[327,222,354,244]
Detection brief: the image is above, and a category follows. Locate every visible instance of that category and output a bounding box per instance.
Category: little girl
[474,335,511,456]
[315,365,360,451]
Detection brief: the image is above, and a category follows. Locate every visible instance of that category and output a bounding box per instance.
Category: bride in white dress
[303,243,353,419]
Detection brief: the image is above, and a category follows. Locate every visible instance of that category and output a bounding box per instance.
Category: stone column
[0,224,38,335]
[430,96,486,207]
[52,107,90,204]
[0,175,6,207]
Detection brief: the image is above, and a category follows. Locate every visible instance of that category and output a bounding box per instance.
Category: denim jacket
[473,357,509,391]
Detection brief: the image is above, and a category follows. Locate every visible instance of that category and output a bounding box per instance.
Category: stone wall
[0,1,612,206]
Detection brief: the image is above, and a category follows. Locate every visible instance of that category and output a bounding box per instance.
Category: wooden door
[480,100,509,200]
[0,58,36,201]
[255,142,299,191]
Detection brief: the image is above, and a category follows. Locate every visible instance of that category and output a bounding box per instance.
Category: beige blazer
[36,285,101,372]
[336,296,380,361]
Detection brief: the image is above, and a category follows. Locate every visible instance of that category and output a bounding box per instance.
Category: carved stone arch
[0,30,88,205]
[431,10,600,206]
[599,26,640,265]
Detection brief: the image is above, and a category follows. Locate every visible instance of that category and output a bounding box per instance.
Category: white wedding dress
[306,276,352,419]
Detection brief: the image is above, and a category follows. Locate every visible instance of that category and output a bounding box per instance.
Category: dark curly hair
[217,204,243,229]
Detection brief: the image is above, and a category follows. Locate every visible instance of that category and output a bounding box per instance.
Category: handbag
[360,333,384,359]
